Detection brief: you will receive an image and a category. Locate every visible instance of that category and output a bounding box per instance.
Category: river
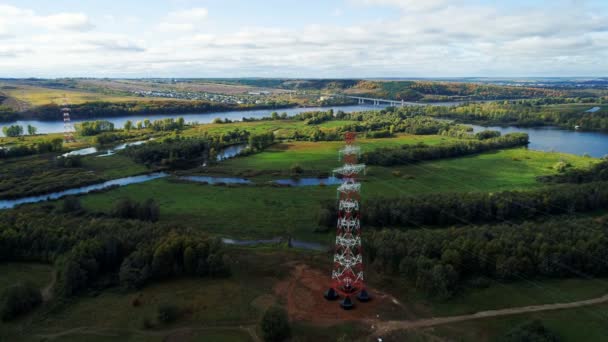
[0,104,391,136]
[469,124,607,158]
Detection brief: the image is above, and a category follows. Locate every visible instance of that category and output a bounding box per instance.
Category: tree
[504,320,560,342]
[27,125,37,135]
[124,120,133,131]
[62,196,82,213]
[260,306,291,342]
[157,303,180,324]
[0,282,42,321]
[2,125,23,137]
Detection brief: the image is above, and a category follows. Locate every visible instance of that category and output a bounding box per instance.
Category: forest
[366,216,608,299]
[0,205,230,300]
[317,180,608,229]
[422,101,608,131]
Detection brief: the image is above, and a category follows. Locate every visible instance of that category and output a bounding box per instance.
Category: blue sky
[0,0,607,77]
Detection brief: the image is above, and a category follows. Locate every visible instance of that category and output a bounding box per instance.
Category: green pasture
[0,262,53,291]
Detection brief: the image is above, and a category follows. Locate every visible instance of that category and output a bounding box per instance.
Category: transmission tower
[62,95,75,143]
[324,132,370,310]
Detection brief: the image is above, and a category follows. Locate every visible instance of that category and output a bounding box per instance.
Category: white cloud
[158,7,208,33]
[0,4,93,32]
[1,2,607,77]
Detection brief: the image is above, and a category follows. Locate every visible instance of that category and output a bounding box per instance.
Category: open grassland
[182,119,356,140]
[393,303,608,342]
[78,145,597,241]
[207,134,458,177]
[0,263,53,291]
[0,83,175,107]
[379,276,608,319]
[80,179,333,242]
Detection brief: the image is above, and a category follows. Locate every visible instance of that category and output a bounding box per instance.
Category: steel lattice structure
[62,95,75,143]
[325,132,370,309]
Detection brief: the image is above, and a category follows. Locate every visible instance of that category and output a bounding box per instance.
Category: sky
[0,0,607,78]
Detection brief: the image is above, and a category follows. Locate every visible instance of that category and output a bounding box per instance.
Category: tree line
[121,137,209,168]
[319,181,608,229]
[421,101,608,131]
[538,159,608,184]
[362,133,529,166]
[366,216,608,299]
[0,138,63,159]
[0,207,230,298]
[21,101,294,121]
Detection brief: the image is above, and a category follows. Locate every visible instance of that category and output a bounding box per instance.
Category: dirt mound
[274,264,400,326]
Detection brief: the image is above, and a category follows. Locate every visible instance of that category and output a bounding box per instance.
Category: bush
[56,155,83,168]
[260,306,291,342]
[290,164,303,175]
[0,282,43,321]
[553,161,571,172]
[112,198,159,222]
[503,320,560,342]
[62,196,82,213]
[157,303,180,324]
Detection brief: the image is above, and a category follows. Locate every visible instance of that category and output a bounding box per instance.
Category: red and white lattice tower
[62,96,75,143]
[324,132,370,310]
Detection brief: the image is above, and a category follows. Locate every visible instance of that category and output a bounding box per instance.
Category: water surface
[0,172,167,209]
[469,124,608,158]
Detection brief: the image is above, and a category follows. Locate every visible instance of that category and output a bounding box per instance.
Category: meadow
[0,83,171,107]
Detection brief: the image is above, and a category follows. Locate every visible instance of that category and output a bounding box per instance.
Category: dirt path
[371,294,608,336]
[41,271,56,301]
[36,324,261,342]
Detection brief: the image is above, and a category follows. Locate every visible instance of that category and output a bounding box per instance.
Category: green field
[0,262,53,291]
[77,142,597,242]
[393,303,608,342]
[0,83,172,107]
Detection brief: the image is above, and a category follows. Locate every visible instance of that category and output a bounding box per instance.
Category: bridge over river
[330,94,415,106]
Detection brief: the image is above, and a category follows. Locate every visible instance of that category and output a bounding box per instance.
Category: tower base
[357,289,371,302]
[324,288,339,301]
[340,296,354,310]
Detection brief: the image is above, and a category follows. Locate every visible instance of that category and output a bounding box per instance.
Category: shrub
[260,306,291,342]
[157,303,180,324]
[290,164,303,175]
[62,196,82,213]
[503,320,560,342]
[0,282,42,321]
[56,155,83,168]
[553,161,571,172]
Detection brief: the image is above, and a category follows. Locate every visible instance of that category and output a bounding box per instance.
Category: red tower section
[324,132,370,310]
[62,95,75,143]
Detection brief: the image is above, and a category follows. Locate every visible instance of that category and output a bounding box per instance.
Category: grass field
[77,144,597,242]
[393,303,608,341]
[0,262,54,291]
[0,83,174,107]
[378,276,608,318]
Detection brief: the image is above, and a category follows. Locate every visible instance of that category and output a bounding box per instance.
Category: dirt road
[371,294,608,336]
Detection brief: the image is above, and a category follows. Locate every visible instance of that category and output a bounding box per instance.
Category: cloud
[87,38,146,53]
[158,7,208,32]
[34,12,94,31]
[0,4,94,32]
[353,0,452,12]
[1,1,607,77]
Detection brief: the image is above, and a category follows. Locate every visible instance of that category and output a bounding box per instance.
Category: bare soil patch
[274,264,402,326]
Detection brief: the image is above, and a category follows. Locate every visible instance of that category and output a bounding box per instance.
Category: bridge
[330,94,413,106]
